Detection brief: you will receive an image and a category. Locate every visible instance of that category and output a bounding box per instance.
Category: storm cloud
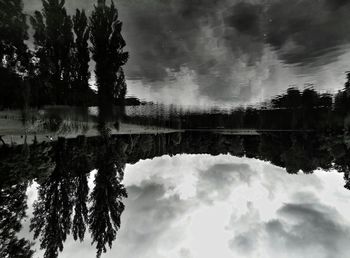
[23,0,350,104]
[120,0,350,102]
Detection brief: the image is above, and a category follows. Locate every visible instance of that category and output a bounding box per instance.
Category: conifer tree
[90,0,129,106]
[30,0,74,104]
[72,9,91,105]
[0,0,29,108]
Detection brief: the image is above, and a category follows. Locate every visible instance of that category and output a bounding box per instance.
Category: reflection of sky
[23,154,350,258]
[23,0,350,106]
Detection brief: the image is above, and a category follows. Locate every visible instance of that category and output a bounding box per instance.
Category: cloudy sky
[23,0,350,106]
[23,154,350,258]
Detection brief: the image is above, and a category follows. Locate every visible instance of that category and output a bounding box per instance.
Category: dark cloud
[120,0,228,96]
[265,0,350,66]
[224,2,262,36]
[23,0,350,103]
[325,0,350,10]
[121,0,269,102]
[121,0,350,102]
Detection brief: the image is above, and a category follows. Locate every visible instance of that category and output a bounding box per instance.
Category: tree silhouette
[89,123,127,258]
[30,138,74,258]
[116,67,127,105]
[0,183,34,258]
[90,0,129,107]
[72,9,91,106]
[30,0,74,104]
[0,0,29,108]
[70,136,93,242]
[0,0,28,71]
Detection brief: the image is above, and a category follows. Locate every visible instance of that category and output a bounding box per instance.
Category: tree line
[0,0,128,108]
[125,75,350,132]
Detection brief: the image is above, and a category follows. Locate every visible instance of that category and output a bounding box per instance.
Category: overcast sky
[23,154,350,258]
[23,0,350,106]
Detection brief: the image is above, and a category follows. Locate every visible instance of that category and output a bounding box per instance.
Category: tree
[72,9,91,105]
[30,138,74,258]
[0,0,28,70]
[89,126,127,258]
[0,0,29,108]
[30,0,74,104]
[0,183,34,258]
[70,136,93,242]
[90,0,129,106]
[116,67,127,104]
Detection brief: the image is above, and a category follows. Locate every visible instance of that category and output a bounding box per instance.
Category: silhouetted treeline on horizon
[1,128,350,257]
[4,80,348,137]
[125,77,350,131]
[0,0,128,109]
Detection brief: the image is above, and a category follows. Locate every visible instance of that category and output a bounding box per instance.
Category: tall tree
[70,136,93,242]
[30,0,74,104]
[0,183,34,258]
[0,0,28,70]
[90,0,129,107]
[30,138,74,258]
[89,124,127,258]
[0,0,29,108]
[116,67,127,104]
[72,9,91,105]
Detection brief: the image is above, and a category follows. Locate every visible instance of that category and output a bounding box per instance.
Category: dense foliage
[0,0,128,109]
